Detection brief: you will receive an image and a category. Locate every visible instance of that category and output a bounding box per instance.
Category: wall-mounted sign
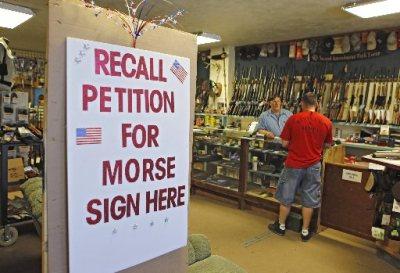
[342,169,362,183]
[67,37,190,273]
[310,49,385,62]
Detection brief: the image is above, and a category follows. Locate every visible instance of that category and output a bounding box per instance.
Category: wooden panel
[46,1,197,272]
[321,163,376,240]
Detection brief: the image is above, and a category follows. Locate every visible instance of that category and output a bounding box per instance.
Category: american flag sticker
[170,60,188,83]
[76,127,102,145]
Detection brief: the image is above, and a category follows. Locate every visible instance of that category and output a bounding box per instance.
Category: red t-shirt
[280,111,333,168]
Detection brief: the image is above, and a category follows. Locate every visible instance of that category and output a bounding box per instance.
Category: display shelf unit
[248,169,281,178]
[342,142,396,151]
[0,140,44,246]
[195,139,241,151]
[191,135,306,216]
[208,161,240,170]
[362,155,400,267]
[195,112,258,119]
[333,121,400,130]
[194,126,249,135]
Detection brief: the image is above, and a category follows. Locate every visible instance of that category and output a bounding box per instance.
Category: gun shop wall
[193,28,400,260]
[196,29,400,153]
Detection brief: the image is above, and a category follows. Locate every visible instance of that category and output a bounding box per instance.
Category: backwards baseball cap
[367,31,377,51]
[321,37,334,54]
[387,31,397,51]
[342,35,351,54]
[350,33,361,52]
[376,31,387,51]
[260,44,269,57]
[302,39,310,56]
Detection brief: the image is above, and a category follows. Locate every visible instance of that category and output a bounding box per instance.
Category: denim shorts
[275,162,322,208]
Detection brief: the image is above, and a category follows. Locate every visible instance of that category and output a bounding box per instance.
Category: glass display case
[191,118,303,211]
[192,129,243,196]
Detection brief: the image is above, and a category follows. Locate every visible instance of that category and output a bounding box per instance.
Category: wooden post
[239,138,250,209]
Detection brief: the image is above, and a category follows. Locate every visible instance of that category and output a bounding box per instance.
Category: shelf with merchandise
[195,112,258,119]
[341,142,396,151]
[333,121,400,130]
[248,169,281,178]
[191,134,308,219]
[193,126,250,133]
[191,169,240,198]
[192,132,241,197]
[195,139,241,151]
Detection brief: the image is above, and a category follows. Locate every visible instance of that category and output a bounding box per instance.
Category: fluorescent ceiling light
[0,2,34,29]
[343,0,400,18]
[197,32,221,45]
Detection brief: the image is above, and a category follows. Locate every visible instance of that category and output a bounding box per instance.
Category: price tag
[393,199,400,213]
[380,125,390,136]
[371,227,385,241]
[342,169,362,183]
[381,214,391,226]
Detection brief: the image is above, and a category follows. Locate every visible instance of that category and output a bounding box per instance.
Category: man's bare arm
[258,129,275,139]
[324,142,332,149]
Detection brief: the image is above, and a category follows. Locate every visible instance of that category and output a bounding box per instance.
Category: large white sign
[67,37,190,273]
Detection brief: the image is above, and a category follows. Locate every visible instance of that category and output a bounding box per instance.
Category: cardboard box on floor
[8,158,25,182]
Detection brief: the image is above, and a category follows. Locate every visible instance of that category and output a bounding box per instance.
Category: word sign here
[342,169,362,183]
[67,37,190,273]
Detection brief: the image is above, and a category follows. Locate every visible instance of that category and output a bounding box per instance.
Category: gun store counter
[192,130,400,247]
[361,153,400,264]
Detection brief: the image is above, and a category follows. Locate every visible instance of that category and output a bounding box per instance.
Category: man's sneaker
[268,221,285,236]
[301,231,313,242]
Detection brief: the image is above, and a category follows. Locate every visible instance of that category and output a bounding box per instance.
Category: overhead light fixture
[0,2,34,29]
[342,0,400,18]
[196,32,221,45]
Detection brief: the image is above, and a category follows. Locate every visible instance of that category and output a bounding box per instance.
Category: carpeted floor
[188,194,399,273]
[0,224,41,273]
[1,195,398,273]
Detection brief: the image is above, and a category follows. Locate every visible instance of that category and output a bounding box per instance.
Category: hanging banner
[67,37,190,273]
[310,50,386,62]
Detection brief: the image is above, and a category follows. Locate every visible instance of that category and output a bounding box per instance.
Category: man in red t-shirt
[268,92,332,241]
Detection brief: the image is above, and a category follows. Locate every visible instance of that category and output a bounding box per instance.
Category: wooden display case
[191,130,317,228]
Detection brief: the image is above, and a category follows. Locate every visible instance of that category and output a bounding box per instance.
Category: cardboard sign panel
[8,157,25,182]
[66,37,190,273]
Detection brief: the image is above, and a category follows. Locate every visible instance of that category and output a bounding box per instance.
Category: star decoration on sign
[164,217,169,223]
[150,221,154,227]
[112,228,117,234]
[74,43,91,64]
[133,224,138,230]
